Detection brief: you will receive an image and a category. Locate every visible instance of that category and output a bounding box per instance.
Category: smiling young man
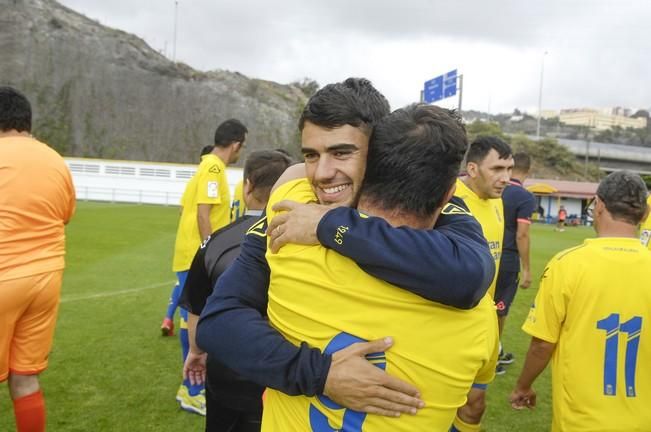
[197,78,495,418]
[300,122,368,206]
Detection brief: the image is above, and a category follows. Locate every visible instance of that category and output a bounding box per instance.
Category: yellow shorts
[0,270,63,381]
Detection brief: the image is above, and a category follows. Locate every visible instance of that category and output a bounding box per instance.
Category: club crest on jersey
[246,216,268,237]
[442,203,471,216]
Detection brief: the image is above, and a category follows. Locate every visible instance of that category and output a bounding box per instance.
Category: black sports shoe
[495,365,507,375]
[498,351,515,365]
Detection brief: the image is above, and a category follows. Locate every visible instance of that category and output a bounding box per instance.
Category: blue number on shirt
[596,313,643,397]
[596,313,620,395]
[309,332,386,432]
[620,316,642,397]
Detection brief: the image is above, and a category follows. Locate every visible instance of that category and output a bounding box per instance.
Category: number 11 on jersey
[596,313,643,397]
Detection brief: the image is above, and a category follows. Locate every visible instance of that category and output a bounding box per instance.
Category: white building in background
[539,109,559,120]
[65,157,243,206]
[559,108,647,130]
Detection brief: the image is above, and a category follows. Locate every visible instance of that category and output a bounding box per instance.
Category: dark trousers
[205,386,262,432]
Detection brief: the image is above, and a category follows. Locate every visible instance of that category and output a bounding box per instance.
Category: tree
[466,121,505,142]
[291,78,319,98]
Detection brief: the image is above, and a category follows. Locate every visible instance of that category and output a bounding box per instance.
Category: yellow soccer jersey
[640,196,651,250]
[454,178,504,298]
[262,178,498,432]
[523,238,651,432]
[172,154,230,271]
[230,179,247,222]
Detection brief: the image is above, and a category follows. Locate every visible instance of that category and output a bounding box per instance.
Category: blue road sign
[424,69,457,103]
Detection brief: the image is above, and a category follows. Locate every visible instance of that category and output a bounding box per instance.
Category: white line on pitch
[60,280,174,303]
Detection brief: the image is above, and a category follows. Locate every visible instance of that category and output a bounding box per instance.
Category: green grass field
[0,202,595,431]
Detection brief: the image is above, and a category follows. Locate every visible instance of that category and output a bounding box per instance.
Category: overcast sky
[58,0,651,114]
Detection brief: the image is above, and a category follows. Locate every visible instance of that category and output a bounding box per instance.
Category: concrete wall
[65,157,243,206]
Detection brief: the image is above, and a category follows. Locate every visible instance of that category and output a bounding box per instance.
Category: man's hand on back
[323,337,425,417]
[268,201,331,253]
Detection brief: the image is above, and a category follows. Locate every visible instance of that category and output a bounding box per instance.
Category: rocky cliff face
[0,0,308,163]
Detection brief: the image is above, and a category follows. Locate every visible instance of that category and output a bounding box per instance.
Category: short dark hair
[360,103,468,217]
[243,150,292,203]
[513,152,531,173]
[200,145,214,157]
[274,148,292,158]
[466,136,512,165]
[298,77,390,135]
[0,86,32,133]
[214,119,248,147]
[596,171,648,225]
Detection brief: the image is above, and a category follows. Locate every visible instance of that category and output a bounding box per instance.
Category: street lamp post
[536,51,548,140]
[172,1,178,62]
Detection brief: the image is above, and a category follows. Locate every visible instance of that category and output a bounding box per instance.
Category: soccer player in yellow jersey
[640,195,651,249]
[451,136,513,431]
[262,104,498,431]
[455,136,513,299]
[511,171,651,431]
[166,118,247,415]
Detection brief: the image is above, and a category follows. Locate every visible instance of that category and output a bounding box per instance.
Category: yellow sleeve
[265,178,316,224]
[196,162,224,205]
[521,257,568,343]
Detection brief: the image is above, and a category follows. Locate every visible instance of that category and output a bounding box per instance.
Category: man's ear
[594,196,606,216]
[466,162,478,178]
[443,182,457,204]
[242,179,254,209]
[243,178,253,198]
[641,205,650,225]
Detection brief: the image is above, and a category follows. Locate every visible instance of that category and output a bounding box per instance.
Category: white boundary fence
[65,157,243,206]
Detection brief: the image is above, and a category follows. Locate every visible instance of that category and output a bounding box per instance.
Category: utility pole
[457,74,464,115]
[172,1,178,62]
[584,133,591,178]
[536,51,548,140]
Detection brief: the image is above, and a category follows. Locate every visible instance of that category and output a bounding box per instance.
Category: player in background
[168,119,247,415]
[451,136,513,432]
[511,170,651,431]
[555,205,567,231]
[0,86,76,432]
[493,152,537,373]
[163,144,218,337]
[181,150,291,432]
[639,194,651,249]
[231,149,292,222]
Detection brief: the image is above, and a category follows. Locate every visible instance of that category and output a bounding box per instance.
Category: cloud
[57,0,651,113]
